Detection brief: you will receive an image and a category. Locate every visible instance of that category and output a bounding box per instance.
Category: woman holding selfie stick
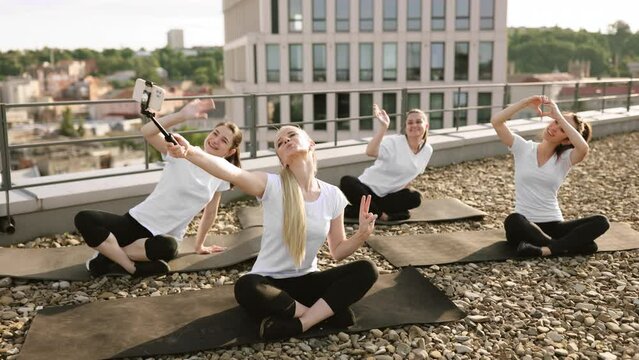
[167,125,378,340]
[74,99,243,277]
[491,95,609,257]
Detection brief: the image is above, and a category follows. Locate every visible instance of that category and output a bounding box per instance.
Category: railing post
[502,83,510,108]
[454,87,461,131]
[573,82,580,111]
[247,94,258,158]
[627,79,633,112]
[601,82,607,113]
[400,88,408,132]
[0,103,12,218]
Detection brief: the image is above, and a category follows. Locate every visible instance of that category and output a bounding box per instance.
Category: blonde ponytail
[280,166,306,267]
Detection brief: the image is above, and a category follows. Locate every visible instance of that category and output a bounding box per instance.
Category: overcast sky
[0,0,637,51]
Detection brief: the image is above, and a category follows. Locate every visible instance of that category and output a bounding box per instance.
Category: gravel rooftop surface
[1,131,638,360]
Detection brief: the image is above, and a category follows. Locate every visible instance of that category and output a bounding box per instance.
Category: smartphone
[132,78,165,112]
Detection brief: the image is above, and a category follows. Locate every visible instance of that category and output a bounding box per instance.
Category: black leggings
[504,213,610,255]
[234,260,378,320]
[74,210,152,248]
[339,176,421,217]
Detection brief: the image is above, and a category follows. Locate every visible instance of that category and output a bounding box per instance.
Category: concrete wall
[1,107,638,245]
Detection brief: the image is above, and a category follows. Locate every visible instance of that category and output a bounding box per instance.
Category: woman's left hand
[179,99,215,120]
[357,195,377,237]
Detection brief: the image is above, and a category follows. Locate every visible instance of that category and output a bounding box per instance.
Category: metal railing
[0,78,637,223]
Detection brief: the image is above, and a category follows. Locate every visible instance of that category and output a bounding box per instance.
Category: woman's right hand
[373,104,390,129]
[166,133,192,158]
[196,244,226,254]
[178,99,216,121]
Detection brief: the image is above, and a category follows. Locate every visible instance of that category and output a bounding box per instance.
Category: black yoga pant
[504,213,610,255]
[234,260,378,320]
[74,210,152,248]
[340,176,421,217]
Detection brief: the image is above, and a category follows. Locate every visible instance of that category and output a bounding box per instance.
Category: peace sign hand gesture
[357,195,377,238]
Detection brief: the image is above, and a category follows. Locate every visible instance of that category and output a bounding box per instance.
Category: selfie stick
[139,83,177,145]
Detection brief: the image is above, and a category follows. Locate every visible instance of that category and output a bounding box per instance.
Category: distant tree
[60,107,78,137]
[608,21,632,76]
[193,67,210,85]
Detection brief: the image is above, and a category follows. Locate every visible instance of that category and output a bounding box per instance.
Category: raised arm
[193,192,226,254]
[491,95,548,147]
[167,133,268,197]
[141,99,214,154]
[326,195,377,261]
[547,101,590,165]
[365,104,390,157]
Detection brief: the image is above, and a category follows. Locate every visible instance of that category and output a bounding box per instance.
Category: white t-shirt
[358,134,433,197]
[129,150,230,239]
[510,134,573,223]
[250,173,348,279]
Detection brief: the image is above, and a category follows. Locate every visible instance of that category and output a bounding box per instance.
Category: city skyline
[0,0,637,51]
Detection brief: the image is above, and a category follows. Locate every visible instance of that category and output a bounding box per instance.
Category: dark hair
[555,113,592,158]
[214,122,242,189]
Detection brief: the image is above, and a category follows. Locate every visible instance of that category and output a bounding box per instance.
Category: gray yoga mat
[0,227,263,281]
[367,222,639,267]
[19,267,465,360]
[237,198,487,228]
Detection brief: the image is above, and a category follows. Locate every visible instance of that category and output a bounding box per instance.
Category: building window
[383,0,397,31]
[359,93,373,130]
[383,92,397,130]
[359,43,373,81]
[407,93,421,110]
[479,41,493,80]
[430,42,444,81]
[267,95,281,124]
[477,92,492,123]
[289,44,303,82]
[266,44,280,82]
[406,42,421,81]
[453,91,468,127]
[359,0,374,32]
[455,0,470,30]
[480,0,494,30]
[290,94,303,123]
[313,94,327,130]
[288,0,303,32]
[454,42,469,81]
[431,0,445,31]
[429,93,444,129]
[337,92,350,130]
[335,0,350,32]
[382,43,397,81]
[271,0,279,34]
[407,0,421,31]
[336,43,350,81]
[312,0,326,32]
[313,44,327,82]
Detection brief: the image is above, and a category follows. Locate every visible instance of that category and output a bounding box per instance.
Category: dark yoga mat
[367,222,639,267]
[0,227,263,281]
[20,267,465,360]
[237,198,486,228]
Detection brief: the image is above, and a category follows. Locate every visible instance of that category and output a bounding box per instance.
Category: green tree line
[0,46,223,85]
[509,21,638,77]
